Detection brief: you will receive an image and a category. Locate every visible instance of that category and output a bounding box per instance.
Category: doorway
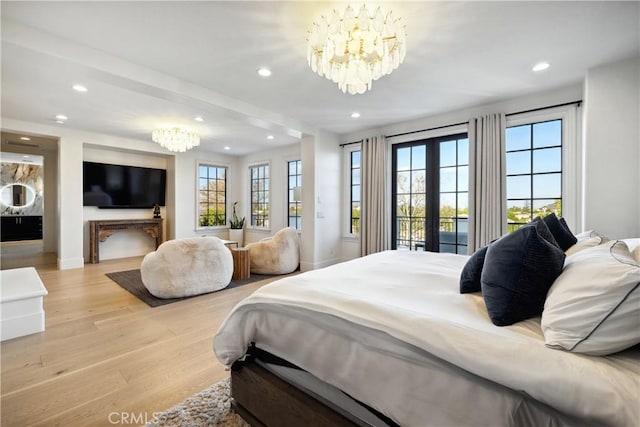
[0,132,58,270]
[391,133,469,254]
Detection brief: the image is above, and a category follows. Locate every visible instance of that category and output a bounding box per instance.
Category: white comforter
[215,250,639,426]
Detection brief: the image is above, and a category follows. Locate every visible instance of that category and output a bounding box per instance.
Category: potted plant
[229,201,245,246]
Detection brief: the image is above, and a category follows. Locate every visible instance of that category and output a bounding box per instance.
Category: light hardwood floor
[1,248,282,426]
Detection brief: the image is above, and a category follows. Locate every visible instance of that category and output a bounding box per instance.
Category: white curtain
[468,114,507,252]
[360,135,391,256]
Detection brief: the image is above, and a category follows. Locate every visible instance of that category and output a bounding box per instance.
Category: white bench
[1,267,48,341]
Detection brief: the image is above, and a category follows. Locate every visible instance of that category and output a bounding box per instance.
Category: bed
[214,247,640,426]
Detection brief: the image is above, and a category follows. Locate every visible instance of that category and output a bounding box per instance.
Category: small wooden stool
[232,248,250,280]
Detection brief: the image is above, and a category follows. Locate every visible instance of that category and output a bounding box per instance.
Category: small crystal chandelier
[307,5,407,95]
[151,127,200,152]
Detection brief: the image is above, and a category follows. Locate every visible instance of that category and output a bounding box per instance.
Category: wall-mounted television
[83,161,166,208]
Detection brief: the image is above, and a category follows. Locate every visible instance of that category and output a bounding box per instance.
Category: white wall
[300,135,316,271]
[311,131,342,268]
[583,56,640,239]
[299,131,342,271]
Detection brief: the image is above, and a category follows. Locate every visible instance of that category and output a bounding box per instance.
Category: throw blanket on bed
[215,250,639,426]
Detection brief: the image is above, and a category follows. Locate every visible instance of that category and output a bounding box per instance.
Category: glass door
[392,134,468,253]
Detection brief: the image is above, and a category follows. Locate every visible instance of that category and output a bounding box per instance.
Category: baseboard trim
[1,311,45,341]
[300,257,342,271]
[57,257,84,270]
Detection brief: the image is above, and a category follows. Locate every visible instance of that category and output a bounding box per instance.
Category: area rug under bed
[145,377,248,427]
[106,269,272,307]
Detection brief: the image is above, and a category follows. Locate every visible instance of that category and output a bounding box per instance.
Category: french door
[391,134,469,254]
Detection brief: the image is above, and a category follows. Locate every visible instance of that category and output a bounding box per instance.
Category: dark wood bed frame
[231,359,382,427]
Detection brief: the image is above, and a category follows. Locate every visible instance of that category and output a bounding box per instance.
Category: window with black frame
[198,164,227,227]
[392,134,468,254]
[287,160,302,230]
[250,164,269,228]
[350,150,361,235]
[506,120,563,231]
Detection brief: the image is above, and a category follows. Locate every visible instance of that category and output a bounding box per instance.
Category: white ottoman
[140,237,233,298]
[1,267,48,341]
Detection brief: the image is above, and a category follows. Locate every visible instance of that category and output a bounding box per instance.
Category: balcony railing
[396,216,468,253]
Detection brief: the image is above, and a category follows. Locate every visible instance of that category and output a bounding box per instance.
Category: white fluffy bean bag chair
[140,237,233,298]
[246,227,300,275]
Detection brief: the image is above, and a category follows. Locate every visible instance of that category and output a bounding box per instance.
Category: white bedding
[214,250,640,426]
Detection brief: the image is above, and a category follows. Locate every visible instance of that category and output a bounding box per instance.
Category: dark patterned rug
[106,269,272,307]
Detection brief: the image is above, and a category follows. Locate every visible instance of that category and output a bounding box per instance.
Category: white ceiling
[1,1,638,155]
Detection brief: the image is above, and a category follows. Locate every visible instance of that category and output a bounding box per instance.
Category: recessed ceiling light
[55,120,65,124]
[194,116,204,122]
[351,112,361,119]
[257,67,272,77]
[55,114,68,120]
[72,84,88,92]
[532,62,550,72]
[267,135,274,140]
[20,136,31,141]
[223,146,231,150]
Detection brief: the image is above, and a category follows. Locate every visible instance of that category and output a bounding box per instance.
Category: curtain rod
[339,140,362,148]
[386,121,469,139]
[339,99,583,147]
[339,120,469,147]
[505,100,582,117]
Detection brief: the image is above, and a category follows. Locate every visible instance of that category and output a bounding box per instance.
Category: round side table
[231,248,250,280]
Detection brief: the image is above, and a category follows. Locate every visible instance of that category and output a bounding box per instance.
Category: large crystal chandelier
[307,5,407,95]
[151,127,200,152]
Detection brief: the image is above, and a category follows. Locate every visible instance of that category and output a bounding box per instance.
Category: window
[287,160,302,230]
[506,119,562,231]
[198,164,227,227]
[439,137,469,254]
[350,150,361,235]
[392,134,468,254]
[250,164,269,228]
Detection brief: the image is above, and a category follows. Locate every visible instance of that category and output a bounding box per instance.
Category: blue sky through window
[506,120,562,222]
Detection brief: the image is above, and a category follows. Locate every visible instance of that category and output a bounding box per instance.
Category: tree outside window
[250,164,270,228]
[198,164,227,227]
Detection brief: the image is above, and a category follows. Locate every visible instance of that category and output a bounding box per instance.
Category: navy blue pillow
[542,213,577,251]
[559,217,572,235]
[530,216,560,248]
[481,220,566,326]
[460,245,489,293]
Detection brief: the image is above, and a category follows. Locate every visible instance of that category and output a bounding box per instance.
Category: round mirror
[0,183,36,208]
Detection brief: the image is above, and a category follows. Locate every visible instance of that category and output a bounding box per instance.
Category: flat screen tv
[83,161,166,208]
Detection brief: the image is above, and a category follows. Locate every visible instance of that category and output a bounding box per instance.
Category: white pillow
[621,239,640,263]
[564,236,602,257]
[542,240,640,356]
[575,230,608,242]
[622,238,640,252]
